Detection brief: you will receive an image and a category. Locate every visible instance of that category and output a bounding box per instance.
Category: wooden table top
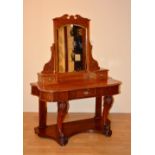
[31,77,121,93]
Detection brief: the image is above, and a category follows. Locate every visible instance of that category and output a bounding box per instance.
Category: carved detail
[42,44,55,73]
[75,14,85,19]
[88,43,100,71]
[103,123,112,136]
[59,136,68,146]
[102,96,113,136]
[60,14,68,19]
[104,96,113,105]
[54,14,89,21]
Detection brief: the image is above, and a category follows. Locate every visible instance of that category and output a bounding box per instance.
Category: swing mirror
[57,24,86,73]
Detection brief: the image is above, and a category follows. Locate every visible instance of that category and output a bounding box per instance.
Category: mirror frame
[57,24,87,73]
[54,14,90,73]
[42,14,99,74]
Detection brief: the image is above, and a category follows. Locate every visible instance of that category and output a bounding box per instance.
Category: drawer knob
[83,90,89,95]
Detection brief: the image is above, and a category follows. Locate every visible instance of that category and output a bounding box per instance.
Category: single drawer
[69,88,96,99]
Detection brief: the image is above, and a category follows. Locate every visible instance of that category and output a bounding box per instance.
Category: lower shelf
[35,117,112,146]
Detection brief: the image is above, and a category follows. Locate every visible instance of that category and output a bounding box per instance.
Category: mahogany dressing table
[31,14,121,146]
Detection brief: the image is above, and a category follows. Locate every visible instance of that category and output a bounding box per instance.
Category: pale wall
[24,0,131,112]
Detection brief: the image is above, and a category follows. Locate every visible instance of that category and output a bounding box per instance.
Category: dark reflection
[58,24,86,73]
[71,25,84,71]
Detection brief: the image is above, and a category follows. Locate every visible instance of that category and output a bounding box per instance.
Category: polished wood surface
[33,77,120,92]
[31,78,120,102]
[30,14,121,145]
[24,113,131,155]
[31,80,120,145]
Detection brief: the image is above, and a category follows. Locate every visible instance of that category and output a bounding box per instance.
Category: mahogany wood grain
[30,14,121,146]
[32,79,120,145]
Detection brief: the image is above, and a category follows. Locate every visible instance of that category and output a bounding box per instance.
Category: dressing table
[31,14,121,146]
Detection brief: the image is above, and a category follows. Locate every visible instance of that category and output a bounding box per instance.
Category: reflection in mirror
[58,24,86,73]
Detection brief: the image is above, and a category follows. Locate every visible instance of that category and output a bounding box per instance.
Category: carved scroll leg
[57,101,69,145]
[39,100,47,129]
[102,96,113,136]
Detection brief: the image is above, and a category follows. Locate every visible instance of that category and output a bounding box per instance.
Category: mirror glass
[58,24,86,73]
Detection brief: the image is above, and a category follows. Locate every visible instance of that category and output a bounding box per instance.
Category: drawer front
[96,85,120,96]
[69,88,96,99]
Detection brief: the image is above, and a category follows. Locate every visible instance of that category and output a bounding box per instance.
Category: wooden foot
[103,123,112,136]
[102,96,113,136]
[59,135,68,146]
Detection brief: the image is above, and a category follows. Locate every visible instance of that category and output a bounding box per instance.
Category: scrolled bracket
[42,43,56,74]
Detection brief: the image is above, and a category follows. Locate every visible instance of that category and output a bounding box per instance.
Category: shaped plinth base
[34,118,112,146]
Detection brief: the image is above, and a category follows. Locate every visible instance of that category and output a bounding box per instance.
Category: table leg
[57,101,69,145]
[39,100,47,129]
[102,96,113,136]
[95,96,102,119]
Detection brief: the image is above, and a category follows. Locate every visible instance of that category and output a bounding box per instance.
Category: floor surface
[24,113,131,155]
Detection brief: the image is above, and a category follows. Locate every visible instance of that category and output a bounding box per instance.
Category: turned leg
[95,96,102,119]
[39,100,47,129]
[102,96,113,136]
[57,101,69,145]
